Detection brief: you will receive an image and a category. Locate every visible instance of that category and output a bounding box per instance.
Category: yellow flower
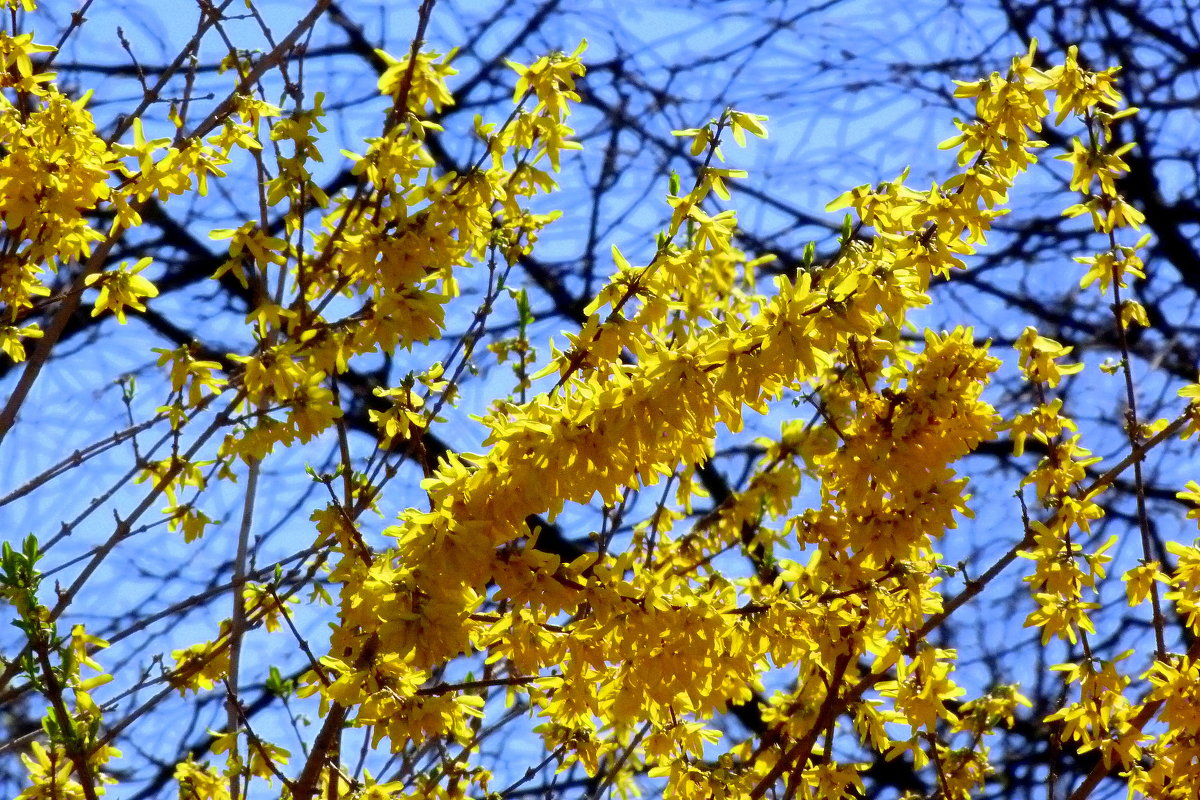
[376,47,458,113]
[84,257,158,323]
[0,323,43,362]
[1025,593,1098,645]
[1014,326,1083,386]
[1057,137,1133,196]
[1123,561,1168,607]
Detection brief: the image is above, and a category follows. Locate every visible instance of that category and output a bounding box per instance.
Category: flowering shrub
[1,4,1195,800]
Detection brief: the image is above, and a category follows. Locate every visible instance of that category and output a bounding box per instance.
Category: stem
[225,458,259,800]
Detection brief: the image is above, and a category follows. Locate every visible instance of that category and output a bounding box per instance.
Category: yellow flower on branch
[1014,326,1083,386]
[0,323,43,362]
[83,257,158,323]
[1057,136,1134,195]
